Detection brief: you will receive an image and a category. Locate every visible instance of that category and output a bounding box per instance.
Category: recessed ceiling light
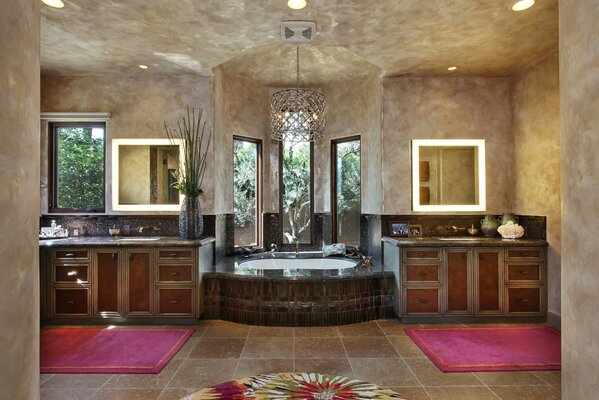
[138,64,149,70]
[287,0,307,10]
[447,66,458,71]
[41,0,65,8]
[512,0,535,11]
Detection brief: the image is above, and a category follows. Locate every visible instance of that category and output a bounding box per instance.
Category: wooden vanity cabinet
[398,245,546,320]
[45,245,202,322]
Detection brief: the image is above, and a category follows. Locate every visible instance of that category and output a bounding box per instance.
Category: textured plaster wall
[381,77,512,214]
[212,70,271,214]
[0,0,40,398]
[510,52,561,318]
[319,73,383,214]
[560,0,599,397]
[40,74,214,213]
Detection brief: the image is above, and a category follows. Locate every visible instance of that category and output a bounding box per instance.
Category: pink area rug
[404,326,561,372]
[41,327,194,374]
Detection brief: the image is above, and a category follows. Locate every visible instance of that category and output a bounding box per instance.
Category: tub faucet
[294,237,300,258]
[270,243,278,255]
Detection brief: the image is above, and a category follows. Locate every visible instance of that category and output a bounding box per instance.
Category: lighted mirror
[112,139,183,211]
[411,139,486,212]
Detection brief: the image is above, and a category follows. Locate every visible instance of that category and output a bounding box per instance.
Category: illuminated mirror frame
[411,139,486,212]
[112,139,184,211]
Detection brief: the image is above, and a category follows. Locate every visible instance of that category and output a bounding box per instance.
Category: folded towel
[322,243,346,257]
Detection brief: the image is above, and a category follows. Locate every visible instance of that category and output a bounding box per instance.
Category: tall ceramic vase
[179,195,203,239]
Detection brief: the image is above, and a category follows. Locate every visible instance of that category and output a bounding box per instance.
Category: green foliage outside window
[336,141,360,214]
[56,126,105,210]
[282,141,311,243]
[233,140,257,229]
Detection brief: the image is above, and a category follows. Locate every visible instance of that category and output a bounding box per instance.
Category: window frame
[48,121,107,213]
[279,140,315,246]
[232,135,263,249]
[331,135,362,244]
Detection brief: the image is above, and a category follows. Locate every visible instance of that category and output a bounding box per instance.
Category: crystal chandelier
[270,47,326,142]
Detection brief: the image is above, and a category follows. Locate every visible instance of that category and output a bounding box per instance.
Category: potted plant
[164,107,212,239]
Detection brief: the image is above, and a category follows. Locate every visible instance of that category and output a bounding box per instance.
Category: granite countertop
[38,236,216,248]
[382,236,548,247]
[206,252,394,281]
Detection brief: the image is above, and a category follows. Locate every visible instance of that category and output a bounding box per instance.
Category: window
[233,137,262,247]
[49,122,106,212]
[332,137,361,246]
[280,140,313,244]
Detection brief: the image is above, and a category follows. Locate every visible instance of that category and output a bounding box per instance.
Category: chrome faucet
[270,243,278,255]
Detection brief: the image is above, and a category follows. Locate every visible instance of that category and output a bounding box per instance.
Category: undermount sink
[116,237,161,241]
[438,237,483,241]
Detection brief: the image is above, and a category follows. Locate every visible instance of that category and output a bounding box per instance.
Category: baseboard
[547,311,561,330]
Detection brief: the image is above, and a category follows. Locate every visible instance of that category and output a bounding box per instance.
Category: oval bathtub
[239,257,357,270]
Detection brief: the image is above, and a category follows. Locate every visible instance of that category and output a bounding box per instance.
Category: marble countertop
[206,252,394,281]
[382,236,548,247]
[38,236,216,248]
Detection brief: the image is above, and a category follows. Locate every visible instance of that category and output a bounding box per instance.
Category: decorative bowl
[467,227,479,236]
[109,228,120,236]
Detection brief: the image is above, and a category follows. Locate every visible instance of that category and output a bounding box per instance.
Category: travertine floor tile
[389,386,432,400]
[294,337,346,358]
[342,337,400,358]
[241,337,294,359]
[41,374,112,389]
[235,359,294,379]
[295,358,354,377]
[92,388,163,400]
[294,326,340,337]
[202,323,251,338]
[349,358,421,387]
[404,357,482,386]
[188,337,246,358]
[40,388,98,400]
[249,326,295,337]
[489,385,561,400]
[426,386,499,400]
[376,319,413,336]
[173,337,200,359]
[167,358,238,389]
[338,321,385,337]
[40,374,55,386]
[157,388,197,400]
[474,371,545,386]
[387,335,426,357]
[102,359,183,389]
[531,370,561,386]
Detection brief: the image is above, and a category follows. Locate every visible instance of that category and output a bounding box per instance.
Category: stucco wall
[319,72,382,214]
[510,52,561,319]
[0,0,40,398]
[560,0,599,397]
[40,74,214,213]
[381,77,513,214]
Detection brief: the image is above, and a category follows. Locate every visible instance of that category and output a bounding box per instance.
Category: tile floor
[40,320,561,400]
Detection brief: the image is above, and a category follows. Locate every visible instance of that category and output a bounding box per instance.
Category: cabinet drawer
[507,264,540,282]
[157,249,194,261]
[406,264,439,282]
[54,288,89,316]
[506,248,542,261]
[54,264,89,284]
[405,288,439,314]
[404,248,440,261]
[158,264,193,283]
[158,288,194,315]
[54,249,90,261]
[507,287,541,313]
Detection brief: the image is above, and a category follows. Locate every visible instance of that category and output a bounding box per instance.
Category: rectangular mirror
[411,139,486,212]
[112,139,183,211]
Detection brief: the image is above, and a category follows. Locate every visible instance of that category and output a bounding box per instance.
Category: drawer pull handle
[169,253,178,257]
[520,270,528,275]
[418,253,425,257]
[170,272,179,276]
[418,298,429,304]
[418,272,427,276]
[112,253,117,260]
[520,298,529,303]
[65,300,75,304]
[65,253,75,257]
[171,298,180,304]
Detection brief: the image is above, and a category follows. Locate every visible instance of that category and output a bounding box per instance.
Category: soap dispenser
[50,220,57,236]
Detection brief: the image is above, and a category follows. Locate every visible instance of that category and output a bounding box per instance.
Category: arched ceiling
[41,0,558,84]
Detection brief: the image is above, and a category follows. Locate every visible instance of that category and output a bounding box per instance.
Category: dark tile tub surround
[380,214,546,239]
[360,214,382,262]
[202,253,395,326]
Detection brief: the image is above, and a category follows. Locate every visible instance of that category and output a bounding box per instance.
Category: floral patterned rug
[183,372,408,400]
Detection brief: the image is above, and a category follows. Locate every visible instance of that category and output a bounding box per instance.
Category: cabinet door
[475,249,503,315]
[446,249,472,315]
[125,250,154,316]
[94,250,121,317]
[405,288,440,315]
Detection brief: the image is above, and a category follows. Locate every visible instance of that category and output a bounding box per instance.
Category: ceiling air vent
[281,21,316,43]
